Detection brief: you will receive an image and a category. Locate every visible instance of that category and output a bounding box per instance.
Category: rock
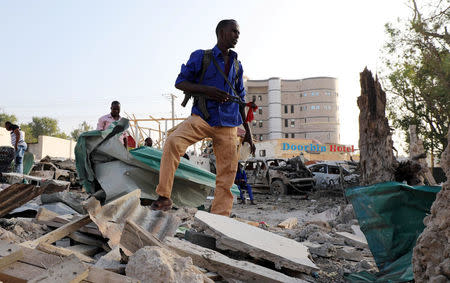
[355,259,374,272]
[335,246,363,261]
[297,224,329,241]
[125,246,212,283]
[0,227,21,243]
[308,243,337,258]
[335,224,353,233]
[336,204,355,224]
[413,130,450,282]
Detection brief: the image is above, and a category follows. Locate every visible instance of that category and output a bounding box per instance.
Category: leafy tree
[0,112,18,126]
[70,121,93,141]
[21,116,68,143]
[382,0,449,162]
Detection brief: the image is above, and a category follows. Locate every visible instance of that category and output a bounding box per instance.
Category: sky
[0,0,413,147]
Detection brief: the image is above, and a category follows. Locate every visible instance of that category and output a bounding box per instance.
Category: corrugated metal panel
[84,189,180,248]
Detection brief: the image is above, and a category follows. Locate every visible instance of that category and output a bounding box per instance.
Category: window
[290,119,295,127]
[284,105,288,113]
[285,133,289,138]
[326,92,331,96]
[258,108,262,115]
[311,105,315,110]
[310,165,326,173]
[258,95,262,101]
[252,120,257,126]
[259,135,263,141]
[328,166,340,175]
[259,150,266,157]
[284,119,288,127]
[291,105,294,113]
[316,105,320,110]
[291,133,295,138]
[259,121,263,127]
[252,95,256,101]
[303,92,308,97]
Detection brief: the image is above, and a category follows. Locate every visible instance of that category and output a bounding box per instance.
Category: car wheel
[270,180,288,195]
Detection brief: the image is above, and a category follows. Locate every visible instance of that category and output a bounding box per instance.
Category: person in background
[144,137,153,147]
[97,101,128,148]
[4,121,27,174]
[235,162,255,205]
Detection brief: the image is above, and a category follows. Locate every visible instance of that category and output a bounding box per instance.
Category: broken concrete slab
[84,190,180,248]
[310,207,339,223]
[194,211,318,273]
[41,191,87,214]
[307,243,337,258]
[125,246,212,283]
[335,231,368,248]
[165,237,306,283]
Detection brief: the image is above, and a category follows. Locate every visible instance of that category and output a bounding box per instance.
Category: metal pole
[171,94,175,128]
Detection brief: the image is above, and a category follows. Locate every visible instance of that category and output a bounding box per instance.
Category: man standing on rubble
[97,101,128,148]
[151,19,255,216]
[4,121,27,174]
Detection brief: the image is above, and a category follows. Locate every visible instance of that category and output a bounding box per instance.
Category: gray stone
[125,246,211,283]
[335,246,363,261]
[308,243,337,258]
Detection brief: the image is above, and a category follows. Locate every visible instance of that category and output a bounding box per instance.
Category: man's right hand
[204,86,231,103]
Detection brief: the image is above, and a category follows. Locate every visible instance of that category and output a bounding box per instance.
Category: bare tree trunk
[358,68,397,186]
[413,129,450,282]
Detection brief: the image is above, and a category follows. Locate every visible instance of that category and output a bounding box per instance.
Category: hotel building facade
[245,77,340,144]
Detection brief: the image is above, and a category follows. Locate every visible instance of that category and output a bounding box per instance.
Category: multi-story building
[245,77,340,144]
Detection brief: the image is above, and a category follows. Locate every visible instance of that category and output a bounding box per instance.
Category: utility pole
[162,93,177,128]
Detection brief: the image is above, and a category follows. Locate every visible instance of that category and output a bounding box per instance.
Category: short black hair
[111,101,120,106]
[215,19,237,37]
[5,121,12,126]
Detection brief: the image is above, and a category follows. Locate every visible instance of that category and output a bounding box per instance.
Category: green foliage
[0,112,18,126]
[70,121,93,141]
[21,116,69,143]
[382,0,450,160]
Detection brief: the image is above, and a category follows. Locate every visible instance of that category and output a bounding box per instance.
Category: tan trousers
[156,115,238,216]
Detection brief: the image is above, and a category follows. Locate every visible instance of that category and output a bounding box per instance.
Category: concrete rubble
[0,132,446,283]
[125,246,212,283]
[413,130,450,282]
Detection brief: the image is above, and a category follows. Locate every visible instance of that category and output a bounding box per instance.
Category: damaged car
[243,156,315,195]
[307,162,359,189]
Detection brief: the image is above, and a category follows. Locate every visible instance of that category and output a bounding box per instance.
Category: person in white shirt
[5,121,27,174]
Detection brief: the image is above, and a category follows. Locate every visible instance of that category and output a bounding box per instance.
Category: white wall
[28,136,76,160]
[0,127,11,147]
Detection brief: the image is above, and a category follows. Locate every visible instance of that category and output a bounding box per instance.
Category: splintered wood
[358,68,397,186]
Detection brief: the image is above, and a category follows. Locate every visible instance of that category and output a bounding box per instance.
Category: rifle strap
[198,49,212,84]
[211,55,243,103]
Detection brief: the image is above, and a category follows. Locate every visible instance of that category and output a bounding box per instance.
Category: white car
[307,162,358,189]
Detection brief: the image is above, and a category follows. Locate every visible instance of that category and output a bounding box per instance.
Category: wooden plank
[36,243,94,263]
[119,220,165,255]
[66,245,100,257]
[277,217,298,229]
[33,215,92,246]
[0,261,44,282]
[0,242,23,269]
[195,211,318,273]
[85,267,140,283]
[29,254,89,283]
[164,237,305,283]
[35,207,60,222]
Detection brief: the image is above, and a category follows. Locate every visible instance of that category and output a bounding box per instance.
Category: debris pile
[413,130,450,282]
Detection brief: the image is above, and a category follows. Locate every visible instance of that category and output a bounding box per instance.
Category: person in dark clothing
[235,162,255,205]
